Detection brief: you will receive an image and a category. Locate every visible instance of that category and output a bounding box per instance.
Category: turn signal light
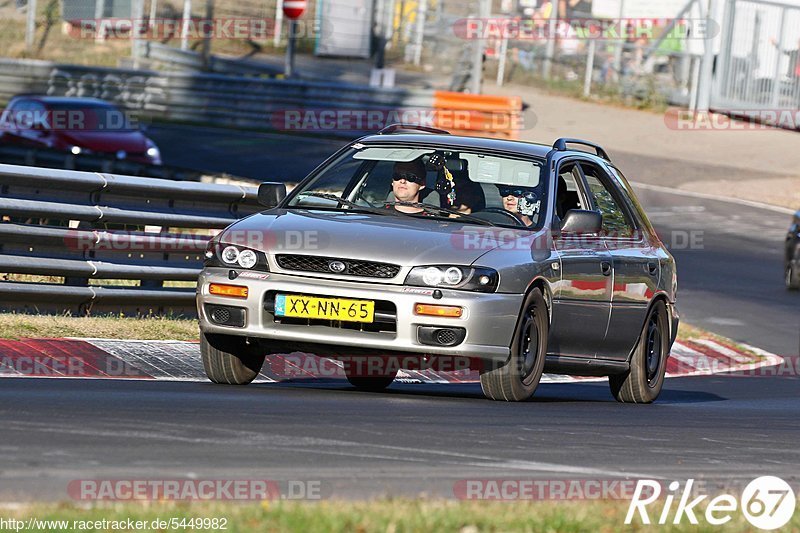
[414,303,463,318]
[209,283,249,299]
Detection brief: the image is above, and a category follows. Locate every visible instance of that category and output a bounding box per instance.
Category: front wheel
[200,331,266,385]
[480,288,548,401]
[609,300,669,403]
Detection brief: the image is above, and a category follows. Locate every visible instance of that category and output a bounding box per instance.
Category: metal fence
[712,0,800,124]
[0,163,260,316]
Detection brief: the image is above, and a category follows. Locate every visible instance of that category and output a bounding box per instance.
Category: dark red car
[0,95,161,165]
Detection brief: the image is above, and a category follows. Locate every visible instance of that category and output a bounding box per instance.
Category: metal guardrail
[141,42,284,78]
[0,58,521,139]
[0,144,211,181]
[0,163,260,316]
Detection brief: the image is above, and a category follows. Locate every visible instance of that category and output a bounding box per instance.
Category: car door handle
[647,262,658,276]
[601,261,612,276]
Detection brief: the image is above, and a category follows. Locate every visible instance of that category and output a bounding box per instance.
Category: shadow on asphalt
[250,380,727,404]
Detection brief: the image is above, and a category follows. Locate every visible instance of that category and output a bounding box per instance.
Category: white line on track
[630,181,795,215]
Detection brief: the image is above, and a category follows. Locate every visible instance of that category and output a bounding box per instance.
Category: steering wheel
[474,207,527,226]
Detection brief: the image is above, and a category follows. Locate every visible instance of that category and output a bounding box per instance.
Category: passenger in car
[498,185,542,227]
[388,159,428,214]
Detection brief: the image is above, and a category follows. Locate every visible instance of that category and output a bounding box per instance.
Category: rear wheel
[609,300,669,403]
[200,331,265,385]
[786,255,800,290]
[480,288,548,401]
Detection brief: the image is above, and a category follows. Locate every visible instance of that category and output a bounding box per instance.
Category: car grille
[275,254,401,279]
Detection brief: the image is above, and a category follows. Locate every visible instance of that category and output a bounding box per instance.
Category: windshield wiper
[386,201,497,227]
[290,192,399,217]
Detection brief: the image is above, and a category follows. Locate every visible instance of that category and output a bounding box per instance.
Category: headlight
[237,249,257,269]
[405,265,499,292]
[221,246,240,264]
[205,242,269,271]
[70,145,82,155]
[145,140,162,164]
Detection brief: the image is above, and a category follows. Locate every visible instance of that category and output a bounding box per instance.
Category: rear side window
[580,163,636,238]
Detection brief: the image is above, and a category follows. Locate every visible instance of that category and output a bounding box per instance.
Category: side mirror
[559,209,602,234]
[257,182,287,208]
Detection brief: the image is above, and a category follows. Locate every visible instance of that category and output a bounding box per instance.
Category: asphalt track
[0,126,798,501]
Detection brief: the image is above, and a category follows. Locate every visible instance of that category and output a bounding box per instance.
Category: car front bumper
[196,268,523,364]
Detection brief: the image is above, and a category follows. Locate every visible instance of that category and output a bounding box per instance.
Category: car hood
[219,209,541,266]
[58,130,149,153]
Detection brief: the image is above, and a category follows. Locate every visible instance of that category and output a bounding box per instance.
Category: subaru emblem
[329,261,346,273]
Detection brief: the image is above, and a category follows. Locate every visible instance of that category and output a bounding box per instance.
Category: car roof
[357,133,554,159]
[10,95,115,106]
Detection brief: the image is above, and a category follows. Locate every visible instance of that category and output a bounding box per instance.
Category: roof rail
[552,138,610,161]
[378,123,451,135]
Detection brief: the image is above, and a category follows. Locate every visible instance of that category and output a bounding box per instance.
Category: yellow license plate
[274,294,375,323]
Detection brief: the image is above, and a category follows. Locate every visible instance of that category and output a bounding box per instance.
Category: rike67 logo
[626,476,796,530]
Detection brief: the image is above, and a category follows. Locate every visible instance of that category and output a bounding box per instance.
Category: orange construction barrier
[431,91,523,139]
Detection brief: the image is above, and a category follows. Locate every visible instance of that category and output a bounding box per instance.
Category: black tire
[200,331,266,385]
[480,287,548,401]
[609,300,669,403]
[786,258,800,291]
[344,366,398,392]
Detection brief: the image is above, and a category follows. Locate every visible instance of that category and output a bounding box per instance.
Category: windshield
[286,144,548,229]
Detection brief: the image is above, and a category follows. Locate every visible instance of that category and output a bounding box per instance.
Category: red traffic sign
[282,0,307,19]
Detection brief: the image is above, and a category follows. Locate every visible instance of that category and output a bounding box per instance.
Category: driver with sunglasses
[497,185,542,227]
[387,159,428,214]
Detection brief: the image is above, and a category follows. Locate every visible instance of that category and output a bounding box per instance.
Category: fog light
[414,303,463,318]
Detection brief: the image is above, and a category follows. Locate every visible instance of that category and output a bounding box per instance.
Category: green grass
[3,499,796,532]
[0,312,198,340]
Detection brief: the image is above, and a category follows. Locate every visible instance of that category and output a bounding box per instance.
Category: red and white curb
[0,337,784,384]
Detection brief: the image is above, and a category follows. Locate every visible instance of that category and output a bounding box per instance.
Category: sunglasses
[498,187,528,197]
[392,172,425,184]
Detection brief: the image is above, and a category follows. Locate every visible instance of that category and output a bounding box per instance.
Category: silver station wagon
[197,125,679,403]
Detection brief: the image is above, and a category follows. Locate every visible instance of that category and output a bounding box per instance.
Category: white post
[25,0,37,50]
[412,0,427,66]
[274,0,283,48]
[695,0,718,112]
[469,0,490,94]
[583,38,596,97]
[131,0,145,66]
[612,0,625,78]
[496,33,508,86]
[770,7,787,107]
[94,0,106,42]
[542,0,558,79]
[180,0,192,50]
[149,0,158,29]
[688,55,701,112]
